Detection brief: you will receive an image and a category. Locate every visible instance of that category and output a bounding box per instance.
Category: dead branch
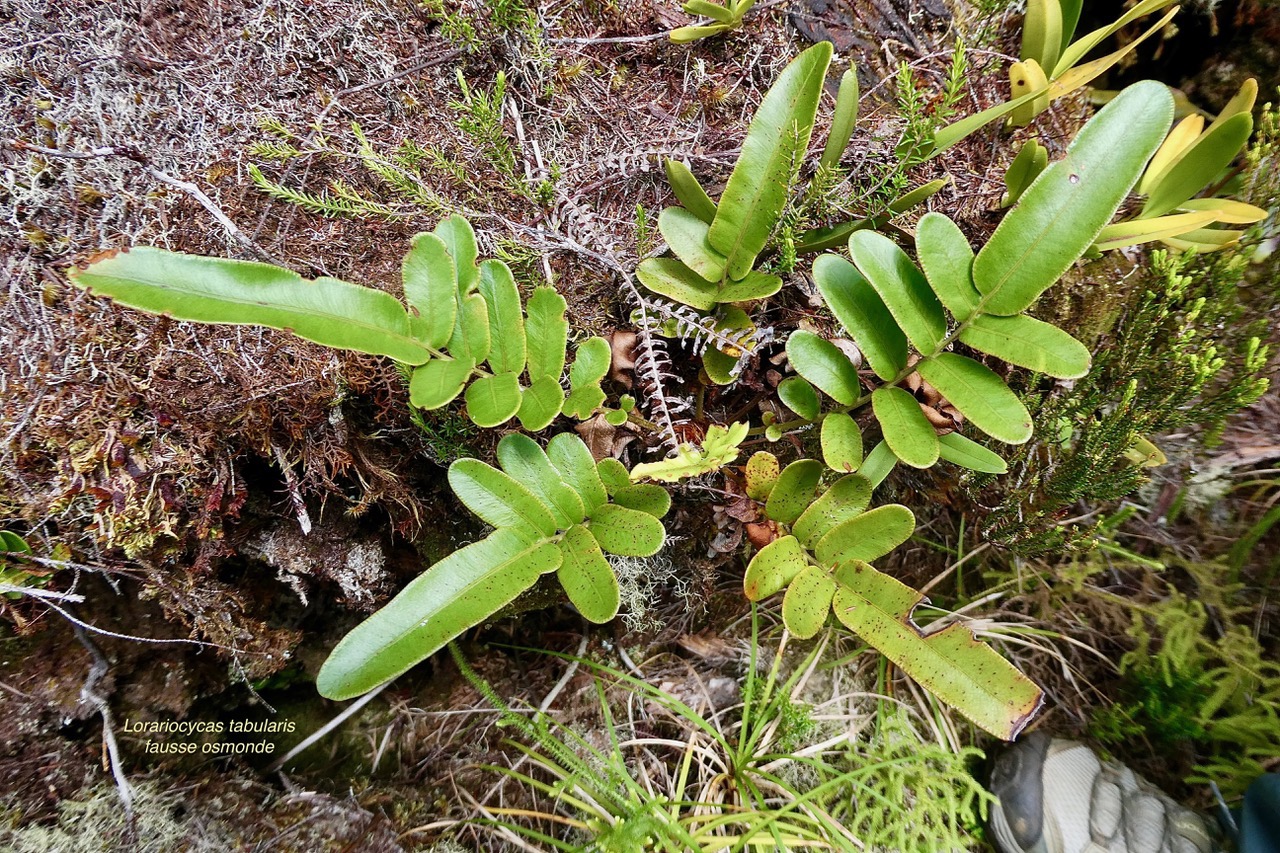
[73,623,137,842]
[8,140,285,264]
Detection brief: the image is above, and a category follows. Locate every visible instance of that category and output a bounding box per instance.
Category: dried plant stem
[267,682,389,773]
[10,140,283,264]
[73,624,137,841]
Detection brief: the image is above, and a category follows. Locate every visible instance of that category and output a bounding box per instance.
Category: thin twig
[0,584,85,602]
[538,633,589,713]
[272,442,313,535]
[267,682,389,773]
[33,597,265,654]
[8,140,284,264]
[547,30,675,45]
[73,624,137,840]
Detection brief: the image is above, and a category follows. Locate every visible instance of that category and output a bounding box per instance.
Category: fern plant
[638,46,941,386]
[669,0,757,43]
[68,215,608,431]
[316,432,670,700]
[739,456,1043,739]
[635,43,831,312]
[780,82,1174,478]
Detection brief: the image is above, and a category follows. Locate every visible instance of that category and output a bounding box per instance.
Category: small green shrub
[1089,580,1280,797]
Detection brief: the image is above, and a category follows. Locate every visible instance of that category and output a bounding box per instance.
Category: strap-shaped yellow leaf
[1046,7,1179,101]
[872,386,939,469]
[830,560,1044,740]
[669,23,731,42]
[1162,228,1244,252]
[1093,211,1219,252]
[888,177,949,214]
[1178,198,1268,225]
[683,0,736,24]
[1207,77,1258,130]
[1051,0,1177,78]
[932,84,1049,153]
[916,354,1033,445]
[1139,114,1205,196]
[1142,112,1254,218]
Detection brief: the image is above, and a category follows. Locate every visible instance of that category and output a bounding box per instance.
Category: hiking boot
[988,732,1218,853]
